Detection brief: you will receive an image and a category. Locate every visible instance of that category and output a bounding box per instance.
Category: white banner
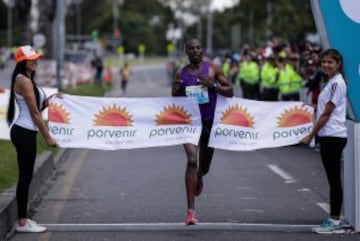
[2,93,315,150]
[0,87,58,140]
[0,88,10,140]
[48,95,202,150]
[209,96,314,151]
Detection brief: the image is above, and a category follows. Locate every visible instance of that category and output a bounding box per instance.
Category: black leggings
[10,124,38,219]
[319,136,347,217]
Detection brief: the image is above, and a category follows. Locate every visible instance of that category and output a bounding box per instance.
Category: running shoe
[195,175,203,196]
[15,219,47,233]
[185,210,197,225]
[27,219,39,226]
[312,219,344,234]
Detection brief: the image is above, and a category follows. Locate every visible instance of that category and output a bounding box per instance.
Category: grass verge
[0,84,111,193]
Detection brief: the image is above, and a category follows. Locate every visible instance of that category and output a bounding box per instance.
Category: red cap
[14,45,43,63]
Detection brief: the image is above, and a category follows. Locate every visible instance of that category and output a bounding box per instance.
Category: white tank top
[13,74,46,131]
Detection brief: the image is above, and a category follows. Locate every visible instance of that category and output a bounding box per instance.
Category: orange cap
[14,45,43,63]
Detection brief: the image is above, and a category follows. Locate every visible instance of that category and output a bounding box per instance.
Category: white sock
[329,218,341,225]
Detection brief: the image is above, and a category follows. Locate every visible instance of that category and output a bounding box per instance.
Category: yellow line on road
[38,149,88,241]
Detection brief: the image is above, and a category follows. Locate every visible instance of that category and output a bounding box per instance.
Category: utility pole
[7,2,12,47]
[266,0,273,40]
[196,12,202,39]
[111,0,124,52]
[113,0,119,53]
[56,0,66,90]
[4,0,15,47]
[112,0,119,36]
[206,7,213,55]
[248,9,254,45]
[72,0,82,39]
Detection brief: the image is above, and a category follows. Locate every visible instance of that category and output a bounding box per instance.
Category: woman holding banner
[300,48,347,234]
[172,38,233,225]
[7,46,59,233]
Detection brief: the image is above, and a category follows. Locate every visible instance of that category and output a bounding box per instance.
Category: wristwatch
[211,82,219,90]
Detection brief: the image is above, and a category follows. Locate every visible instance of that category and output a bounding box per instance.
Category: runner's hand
[198,76,213,87]
[172,79,183,95]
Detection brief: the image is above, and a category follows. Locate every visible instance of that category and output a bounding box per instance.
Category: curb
[0,148,69,241]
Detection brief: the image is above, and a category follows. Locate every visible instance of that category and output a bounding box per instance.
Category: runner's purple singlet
[179,61,217,121]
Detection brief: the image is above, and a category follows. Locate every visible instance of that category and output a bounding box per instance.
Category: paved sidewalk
[0,148,69,241]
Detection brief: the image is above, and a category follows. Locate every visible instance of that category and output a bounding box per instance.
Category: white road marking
[243,209,264,213]
[41,222,316,232]
[267,167,329,214]
[267,164,296,183]
[317,202,330,213]
[238,197,256,200]
[298,188,311,192]
[298,188,330,215]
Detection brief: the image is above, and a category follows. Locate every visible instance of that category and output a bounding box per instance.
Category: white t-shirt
[13,74,46,131]
[316,73,347,137]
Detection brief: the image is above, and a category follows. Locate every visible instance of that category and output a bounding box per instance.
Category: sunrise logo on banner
[93,104,133,126]
[48,102,74,145]
[220,104,255,127]
[209,96,314,151]
[48,94,202,150]
[276,106,313,127]
[48,103,71,123]
[155,104,192,125]
[149,104,199,143]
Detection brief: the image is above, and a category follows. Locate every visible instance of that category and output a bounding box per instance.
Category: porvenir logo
[49,103,71,123]
[155,104,192,125]
[220,104,255,128]
[277,106,313,127]
[93,104,133,126]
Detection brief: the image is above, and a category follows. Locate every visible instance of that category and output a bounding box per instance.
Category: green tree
[225,0,316,49]
[72,0,109,36]
[119,0,173,54]
[15,0,32,44]
[0,1,8,46]
[0,0,317,54]
[38,0,56,58]
[70,0,174,55]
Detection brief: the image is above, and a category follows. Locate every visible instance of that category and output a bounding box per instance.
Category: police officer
[236,53,260,99]
[260,54,279,101]
[278,54,303,101]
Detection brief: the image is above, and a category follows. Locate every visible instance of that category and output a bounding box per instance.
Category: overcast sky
[210,0,239,12]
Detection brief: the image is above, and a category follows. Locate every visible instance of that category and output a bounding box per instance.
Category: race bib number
[185,85,209,104]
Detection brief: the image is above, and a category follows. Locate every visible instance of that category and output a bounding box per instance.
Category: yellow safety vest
[237,61,259,85]
[260,62,278,88]
[278,64,303,94]
[222,61,230,77]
